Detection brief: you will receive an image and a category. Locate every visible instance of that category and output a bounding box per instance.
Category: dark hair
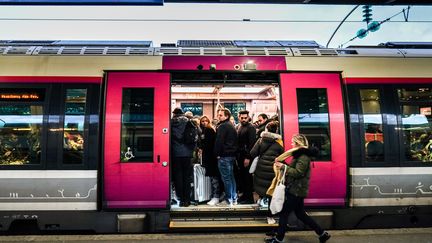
[258,113,268,120]
[266,121,279,133]
[172,107,184,115]
[238,110,249,116]
[217,108,231,119]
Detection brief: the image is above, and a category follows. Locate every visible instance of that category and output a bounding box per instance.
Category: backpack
[183,119,199,145]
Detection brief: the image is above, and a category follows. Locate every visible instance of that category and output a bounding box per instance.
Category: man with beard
[236,110,256,204]
[256,113,270,139]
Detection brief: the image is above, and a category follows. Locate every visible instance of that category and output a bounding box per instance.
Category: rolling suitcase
[193,163,212,202]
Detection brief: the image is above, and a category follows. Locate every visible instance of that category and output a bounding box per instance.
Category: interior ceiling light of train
[171,85,272,94]
[171,85,278,101]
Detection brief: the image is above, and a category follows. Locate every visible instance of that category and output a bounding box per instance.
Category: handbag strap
[279,165,287,185]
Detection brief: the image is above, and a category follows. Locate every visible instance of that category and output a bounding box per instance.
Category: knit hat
[172,107,184,115]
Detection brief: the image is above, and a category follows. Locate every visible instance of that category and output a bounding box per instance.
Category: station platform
[0,227,431,242]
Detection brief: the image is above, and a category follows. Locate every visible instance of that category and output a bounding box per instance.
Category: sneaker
[319,231,331,243]
[264,237,282,243]
[266,217,276,225]
[228,199,238,207]
[207,198,219,206]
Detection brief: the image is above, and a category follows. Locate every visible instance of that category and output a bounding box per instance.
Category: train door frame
[279,73,347,207]
[170,71,281,212]
[102,71,171,210]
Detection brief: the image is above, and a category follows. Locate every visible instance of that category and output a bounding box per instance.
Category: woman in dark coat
[250,121,284,198]
[250,121,283,224]
[199,116,221,206]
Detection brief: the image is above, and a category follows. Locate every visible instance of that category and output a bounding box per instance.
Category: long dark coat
[250,132,284,197]
[200,126,219,177]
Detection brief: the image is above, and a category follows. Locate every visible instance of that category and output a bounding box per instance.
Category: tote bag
[249,156,259,174]
[270,165,287,215]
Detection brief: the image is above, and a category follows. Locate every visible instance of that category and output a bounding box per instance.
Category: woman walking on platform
[265,134,331,243]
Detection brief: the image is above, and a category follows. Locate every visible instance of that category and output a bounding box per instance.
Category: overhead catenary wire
[326,5,360,48]
[0,17,430,23]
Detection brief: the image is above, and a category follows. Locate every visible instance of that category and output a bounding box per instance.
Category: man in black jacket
[215,108,238,206]
[236,110,256,204]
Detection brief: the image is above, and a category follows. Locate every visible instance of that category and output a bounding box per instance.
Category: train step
[169,217,275,229]
[169,211,334,230]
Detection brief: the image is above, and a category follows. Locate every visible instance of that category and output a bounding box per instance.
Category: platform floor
[0,228,431,242]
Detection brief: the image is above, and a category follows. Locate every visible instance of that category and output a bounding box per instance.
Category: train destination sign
[0,89,45,101]
[0,0,163,5]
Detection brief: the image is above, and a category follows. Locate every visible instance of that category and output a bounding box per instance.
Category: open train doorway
[170,71,281,213]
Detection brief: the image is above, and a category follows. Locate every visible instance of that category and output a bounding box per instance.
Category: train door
[280,73,346,206]
[103,72,170,209]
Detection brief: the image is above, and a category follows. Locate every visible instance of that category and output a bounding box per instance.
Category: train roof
[1,40,432,57]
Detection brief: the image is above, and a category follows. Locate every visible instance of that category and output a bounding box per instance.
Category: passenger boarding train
[0,40,431,233]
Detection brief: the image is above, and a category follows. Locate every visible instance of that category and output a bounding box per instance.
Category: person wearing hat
[171,107,194,207]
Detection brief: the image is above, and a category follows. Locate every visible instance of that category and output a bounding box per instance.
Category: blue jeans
[217,156,237,202]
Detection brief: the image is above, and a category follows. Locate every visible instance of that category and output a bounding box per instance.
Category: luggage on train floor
[193,164,212,202]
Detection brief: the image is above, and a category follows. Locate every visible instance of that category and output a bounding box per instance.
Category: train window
[121,88,154,162]
[224,102,246,123]
[398,88,432,163]
[63,89,87,164]
[0,104,43,165]
[296,89,331,161]
[181,103,203,116]
[360,89,384,162]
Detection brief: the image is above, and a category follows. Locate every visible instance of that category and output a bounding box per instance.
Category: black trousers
[172,157,193,203]
[237,154,254,201]
[276,192,324,241]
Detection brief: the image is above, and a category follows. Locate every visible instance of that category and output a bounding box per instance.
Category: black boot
[319,231,331,243]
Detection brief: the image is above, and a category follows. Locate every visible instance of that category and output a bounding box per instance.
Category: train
[0,40,431,233]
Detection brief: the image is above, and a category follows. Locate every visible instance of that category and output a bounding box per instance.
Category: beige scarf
[266,146,307,196]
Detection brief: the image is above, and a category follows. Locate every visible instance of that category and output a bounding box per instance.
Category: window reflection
[0,105,43,165]
[63,89,86,164]
[360,89,384,162]
[121,88,154,162]
[399,88,432,162]
[296,89,331,161]
[224,102,246,123]
[181,103,203,116]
